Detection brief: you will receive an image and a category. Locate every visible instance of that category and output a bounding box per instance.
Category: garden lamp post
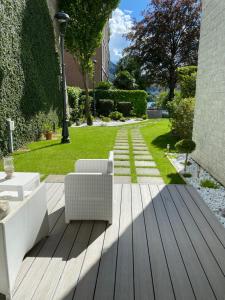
[55,11,70,144]
[92,59,97,117]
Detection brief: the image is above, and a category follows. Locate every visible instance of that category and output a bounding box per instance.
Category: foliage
[175,139,196,154]
[60,0,119,125]
[0,0,61,157]
[177,66,197,98]
[109,111,123,121]
[117,102,133,117]
[126,0,201,101]
[95,81,112,90]
[113,71,137,90]
[95,90,147,116]
[101,116,111,122]
[116,55,147,89]
[67,87,82,108]
[175,139,196,172]
[156,90,181,109]
[168,97,195,139]
[200,179,219,189]
[98,99,114,116]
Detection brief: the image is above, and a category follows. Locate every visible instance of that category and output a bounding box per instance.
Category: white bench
[0,184,49,300]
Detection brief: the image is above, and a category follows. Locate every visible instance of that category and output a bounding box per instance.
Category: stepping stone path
[113,128,164,184]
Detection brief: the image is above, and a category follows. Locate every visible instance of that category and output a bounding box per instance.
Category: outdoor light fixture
[55,11,70,144]
[92,59,97,117]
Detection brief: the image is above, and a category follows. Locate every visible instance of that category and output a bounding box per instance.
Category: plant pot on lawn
[44,131,53,140]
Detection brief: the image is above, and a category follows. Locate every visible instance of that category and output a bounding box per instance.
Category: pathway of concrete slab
[131,129,164,185]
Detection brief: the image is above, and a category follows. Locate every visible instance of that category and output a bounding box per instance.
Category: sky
[109,0,149,64]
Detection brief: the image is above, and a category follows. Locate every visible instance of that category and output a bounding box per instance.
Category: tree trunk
[82,71,93,126]
[184,153,188,172]
[168,67,176,101]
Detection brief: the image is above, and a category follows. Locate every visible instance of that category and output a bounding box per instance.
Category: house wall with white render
[192,0,225,186]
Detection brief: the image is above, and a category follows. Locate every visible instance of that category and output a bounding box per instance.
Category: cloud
[109,8,134,63]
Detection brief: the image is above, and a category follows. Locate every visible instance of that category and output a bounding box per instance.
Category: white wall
[193,0,225,186]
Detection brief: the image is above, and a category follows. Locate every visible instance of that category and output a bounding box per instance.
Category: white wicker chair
[65,151,114,224]
[0,183,49,300]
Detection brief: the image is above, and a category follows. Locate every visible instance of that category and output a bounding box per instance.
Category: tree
[175,139,196,172]
[126,0,201,101]
[113,71,137,90]
[177,66,197,98]
[116,55,147,89]
[60,0,119,125]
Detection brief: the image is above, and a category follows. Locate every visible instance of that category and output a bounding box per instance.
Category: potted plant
[43,121,53,140]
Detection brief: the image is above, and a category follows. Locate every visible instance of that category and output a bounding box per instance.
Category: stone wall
[192,0,225,186]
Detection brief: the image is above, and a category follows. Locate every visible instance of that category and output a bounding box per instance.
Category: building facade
[192,0,225,186]
[47,0,110,89]
[65,22,110,88]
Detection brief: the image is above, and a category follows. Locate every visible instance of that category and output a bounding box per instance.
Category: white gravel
[72,118,145,128]
[169,153,225,228]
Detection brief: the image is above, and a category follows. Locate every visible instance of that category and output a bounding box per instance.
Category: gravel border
[168,153,225,228]
[72,118,146,128]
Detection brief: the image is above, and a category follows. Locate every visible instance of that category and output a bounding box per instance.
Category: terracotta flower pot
[45,131,53,140]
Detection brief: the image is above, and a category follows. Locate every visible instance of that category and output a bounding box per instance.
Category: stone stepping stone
[133,151,150,155]
[137,177,164,184]
[114,150,129,154]
[115,160,130,167]
[136,168,160,176]
[133,147,148,151]
[132,140,145,143]
[114,176,131,183]
[114,146,129,150]
[114,154,130,160]
[133,143,146,147]
[115,140,128,143]
[115,168,131,175]
[135,155,153,160]
[135,161,156,167]
[115,143,129,147]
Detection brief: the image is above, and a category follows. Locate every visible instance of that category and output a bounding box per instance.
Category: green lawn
[0,119,184,184]
[140,119,184,184]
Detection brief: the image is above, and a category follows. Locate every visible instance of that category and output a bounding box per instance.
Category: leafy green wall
[0,0,61,157]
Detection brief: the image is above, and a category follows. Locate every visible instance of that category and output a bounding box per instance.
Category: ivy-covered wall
[0,0,61,157]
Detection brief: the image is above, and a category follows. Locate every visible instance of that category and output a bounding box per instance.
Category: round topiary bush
[95,81,112,90]
[175,139,196,172]
[109,111,123,121]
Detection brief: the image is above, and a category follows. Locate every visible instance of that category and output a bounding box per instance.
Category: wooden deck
[3,183,225,300]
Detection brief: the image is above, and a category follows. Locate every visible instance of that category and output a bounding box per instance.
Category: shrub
[177,66,197,98]
[168,97,195,139]
[113,71,137,90]
[109,111,123,120]
[96,81,112,90]
[156,90,181,109]
[175,139,196,172]
[101,116,111,122]
[200,179,219,189]
[79,95,93,121]
[98,99,114,116]
[117,102,132,117]
[95,90,147,116]
[67,87,82,108]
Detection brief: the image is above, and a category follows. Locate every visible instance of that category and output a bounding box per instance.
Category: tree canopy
[60,0,119,125]
[126,0,201,101]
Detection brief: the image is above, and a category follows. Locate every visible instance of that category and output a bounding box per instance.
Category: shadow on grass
[152,132,180,151]
[167,172,185,184]
[13,142,62,157]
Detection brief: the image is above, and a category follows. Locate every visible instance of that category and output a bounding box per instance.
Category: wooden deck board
[0,183,224,300]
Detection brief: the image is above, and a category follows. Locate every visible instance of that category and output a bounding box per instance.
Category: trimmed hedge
[0,0,61,157]
[117,102,132,117]
[95,90,147,116]
[68,87,82,108]
[99,99,114,116]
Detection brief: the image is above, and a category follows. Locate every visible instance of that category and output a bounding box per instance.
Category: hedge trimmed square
[95,90,147,116]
